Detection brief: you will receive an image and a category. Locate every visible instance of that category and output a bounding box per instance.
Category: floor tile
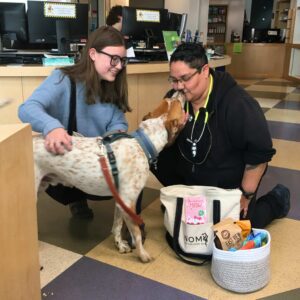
[255,81,298,87]
[256,98,281,108]
[285,93,300,101]
[235,79,260,85]
[39,241,82,288]
[274,100,300,110]
[146,172,163,190]
[268,121,300,142]
[240,84,249,88]
[41,257,203,300]
[257,166,300,221]
[269,139,300,170]
[37,187,159,255]
[259,288,300,299]
[293,87,300,94]
[246,85,295,94]
[248,91,288,100]
[265,108,300,124]
[262,78,291,83]
[262,107,270,113]
[86,201,167,274]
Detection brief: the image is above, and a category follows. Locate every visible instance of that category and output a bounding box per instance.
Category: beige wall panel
[0,77,23,124]
[126,74,138,131]
[136,73,169,123]
[0,124,40,300]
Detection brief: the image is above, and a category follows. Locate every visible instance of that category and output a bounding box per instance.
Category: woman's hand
[44,128,73,155]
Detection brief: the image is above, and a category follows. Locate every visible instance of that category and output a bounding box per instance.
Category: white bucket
[211,228,271,293]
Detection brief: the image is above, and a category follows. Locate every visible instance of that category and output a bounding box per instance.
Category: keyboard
[128,58,150,64]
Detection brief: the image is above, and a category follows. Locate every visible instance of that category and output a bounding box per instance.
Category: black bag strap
[167,197,221,266]
[67,77,77,135]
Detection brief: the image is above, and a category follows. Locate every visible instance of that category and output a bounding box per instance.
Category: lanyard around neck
[186,74,213,124]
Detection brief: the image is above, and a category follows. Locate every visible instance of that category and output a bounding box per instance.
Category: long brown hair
[60,26,131,112]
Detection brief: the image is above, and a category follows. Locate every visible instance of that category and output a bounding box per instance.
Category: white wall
[165,0,245,43]
[165,0,209,44]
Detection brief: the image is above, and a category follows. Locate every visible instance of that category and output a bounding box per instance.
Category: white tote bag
[160,185,241,265]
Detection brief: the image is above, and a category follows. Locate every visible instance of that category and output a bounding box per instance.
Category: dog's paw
[115,240,132,253]
[139,251,152,263]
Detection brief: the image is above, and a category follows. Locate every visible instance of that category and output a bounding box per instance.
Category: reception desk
[0,124,40,300]
[226,43,286,79]
[0,56,231,131]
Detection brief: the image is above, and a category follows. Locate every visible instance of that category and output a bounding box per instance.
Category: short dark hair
[170,43,208,70]
[106,5,123,26]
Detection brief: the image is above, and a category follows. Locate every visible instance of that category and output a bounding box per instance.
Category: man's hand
[44,128,72,155]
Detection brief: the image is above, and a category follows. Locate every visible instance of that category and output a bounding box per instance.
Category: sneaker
[69,199,94,219]
[268,184,290,218]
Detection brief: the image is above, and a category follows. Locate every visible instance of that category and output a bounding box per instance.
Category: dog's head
[143,97,187,146]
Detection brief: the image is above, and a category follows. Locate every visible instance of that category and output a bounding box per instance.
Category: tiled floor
[38,77,300,299]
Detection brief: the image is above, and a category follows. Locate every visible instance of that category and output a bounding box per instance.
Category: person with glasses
[152,42,290,228]
[18,26,130,219]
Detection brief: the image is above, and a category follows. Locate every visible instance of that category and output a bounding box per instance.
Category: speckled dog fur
[34,98,184,263]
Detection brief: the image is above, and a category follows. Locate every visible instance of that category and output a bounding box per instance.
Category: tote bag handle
[167,197,220,265]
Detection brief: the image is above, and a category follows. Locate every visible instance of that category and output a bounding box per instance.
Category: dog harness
[97,137,144,226]
[102,131,134,189]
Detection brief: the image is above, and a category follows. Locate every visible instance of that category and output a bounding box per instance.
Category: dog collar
[131,128,158,167]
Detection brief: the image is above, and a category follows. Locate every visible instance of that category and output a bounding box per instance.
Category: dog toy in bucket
[211,228,271,293]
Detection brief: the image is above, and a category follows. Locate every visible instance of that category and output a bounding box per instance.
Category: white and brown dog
[34,97,185,263]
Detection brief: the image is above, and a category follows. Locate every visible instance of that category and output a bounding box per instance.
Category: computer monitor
[265,29,282,43]
[121,7,168,48]
[0,2,27,51]
[167,12,187,39]
[27,1,89,53]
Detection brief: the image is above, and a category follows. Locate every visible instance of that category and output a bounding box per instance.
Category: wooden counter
[226,43,286,79]
[0,124,40,300]
[284,43,300,83]
[0,56,231,130]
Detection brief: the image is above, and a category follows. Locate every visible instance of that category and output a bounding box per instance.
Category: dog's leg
[112,206,131,254]
[123,214,152,263]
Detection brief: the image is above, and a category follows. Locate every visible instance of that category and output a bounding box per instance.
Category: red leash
[99,155,144,226]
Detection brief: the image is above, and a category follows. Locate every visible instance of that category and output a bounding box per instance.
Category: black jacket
[152,69,275,189]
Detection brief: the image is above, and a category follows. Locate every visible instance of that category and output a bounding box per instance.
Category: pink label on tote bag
[184,196,207,225]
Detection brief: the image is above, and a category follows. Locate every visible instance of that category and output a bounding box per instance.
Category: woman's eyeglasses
[168,69,200,85]
[98,50,129,68]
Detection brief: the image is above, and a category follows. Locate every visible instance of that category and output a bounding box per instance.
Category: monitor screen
[0,2,27,50]
[121,7,168,46]
[27,1,89,52]
[129,0,165,9]
[167,12,187,38]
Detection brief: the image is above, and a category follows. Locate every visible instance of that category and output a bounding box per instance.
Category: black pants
[46,185,143,214]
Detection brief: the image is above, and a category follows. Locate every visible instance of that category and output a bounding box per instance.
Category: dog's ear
[142,99,169,121]
[166,99,183,123]
[164,100,185,146]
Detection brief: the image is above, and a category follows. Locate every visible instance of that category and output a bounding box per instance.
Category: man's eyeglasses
[168,69,200,85]
[98,50,129,68]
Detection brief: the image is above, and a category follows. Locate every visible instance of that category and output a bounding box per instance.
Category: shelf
[208,4,227,43]
[274,0,291,29]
